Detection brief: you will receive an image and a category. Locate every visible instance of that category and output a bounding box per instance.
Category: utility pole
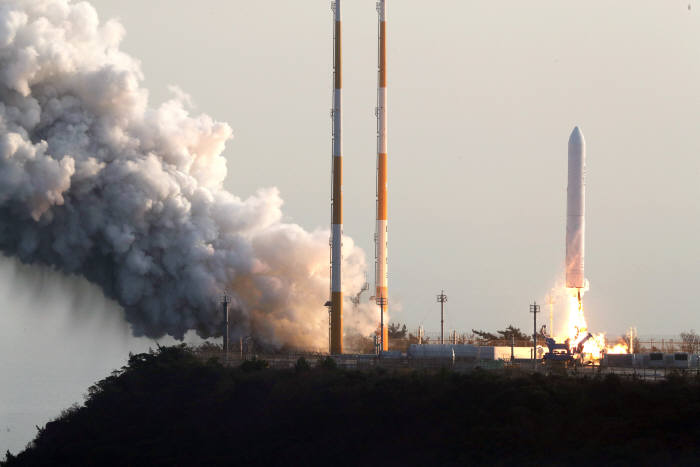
[376,295,387,353]
[511,334,515,362]
[437,290,447,344]
[222,294,231,357]
[530,301,540,370]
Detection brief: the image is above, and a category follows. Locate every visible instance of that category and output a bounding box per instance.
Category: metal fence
[634,335,699,353]
[195,342,700,381]
[568,365,700,381]
[208,331,699,356]
[195,349,700,381]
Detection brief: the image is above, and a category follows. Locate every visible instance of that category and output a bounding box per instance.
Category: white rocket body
[565,126,585,289]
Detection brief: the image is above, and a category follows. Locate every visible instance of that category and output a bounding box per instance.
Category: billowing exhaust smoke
[0,0,375,349]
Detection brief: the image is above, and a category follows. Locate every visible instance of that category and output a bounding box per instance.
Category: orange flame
[559,288,628,362]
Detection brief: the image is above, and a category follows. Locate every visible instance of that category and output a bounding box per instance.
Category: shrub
[295,357,310,373]
[318,356,337,370]
[239,358,269,372]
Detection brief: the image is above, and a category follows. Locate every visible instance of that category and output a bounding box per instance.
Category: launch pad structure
[329,0,343,355]
[327,0,391,354]
[374,0,390,352]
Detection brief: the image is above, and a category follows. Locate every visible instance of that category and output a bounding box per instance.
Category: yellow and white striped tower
[330,0,343,355]
[375,0,389,351]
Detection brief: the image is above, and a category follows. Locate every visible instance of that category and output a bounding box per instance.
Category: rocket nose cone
[569,126,585,146]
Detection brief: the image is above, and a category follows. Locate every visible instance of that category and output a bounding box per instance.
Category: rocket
[375,0,389,351]
[565,126,586,297]
[330,0,343,354]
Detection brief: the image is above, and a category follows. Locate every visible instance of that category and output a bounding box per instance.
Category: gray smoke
[0,0,376,349]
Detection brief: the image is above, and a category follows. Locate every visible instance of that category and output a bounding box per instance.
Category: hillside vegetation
[3,346,700,466]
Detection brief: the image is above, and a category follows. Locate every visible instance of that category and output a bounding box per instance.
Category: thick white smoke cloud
[0,0,375,349]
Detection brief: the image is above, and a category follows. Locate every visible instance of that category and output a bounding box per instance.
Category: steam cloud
[0,0,375,348]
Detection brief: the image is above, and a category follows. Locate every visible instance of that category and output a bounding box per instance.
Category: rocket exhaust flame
[557,287,629,362]
[0,0,376,349]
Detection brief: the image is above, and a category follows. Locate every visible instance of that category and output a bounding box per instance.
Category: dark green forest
[4,346,700,466]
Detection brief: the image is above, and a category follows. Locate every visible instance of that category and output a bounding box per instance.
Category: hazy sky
[83,0,700,337]
[3,0,700,453]
[6,0,700,350]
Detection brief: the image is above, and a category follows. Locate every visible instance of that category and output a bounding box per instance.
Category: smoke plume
[0,0,375,348]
